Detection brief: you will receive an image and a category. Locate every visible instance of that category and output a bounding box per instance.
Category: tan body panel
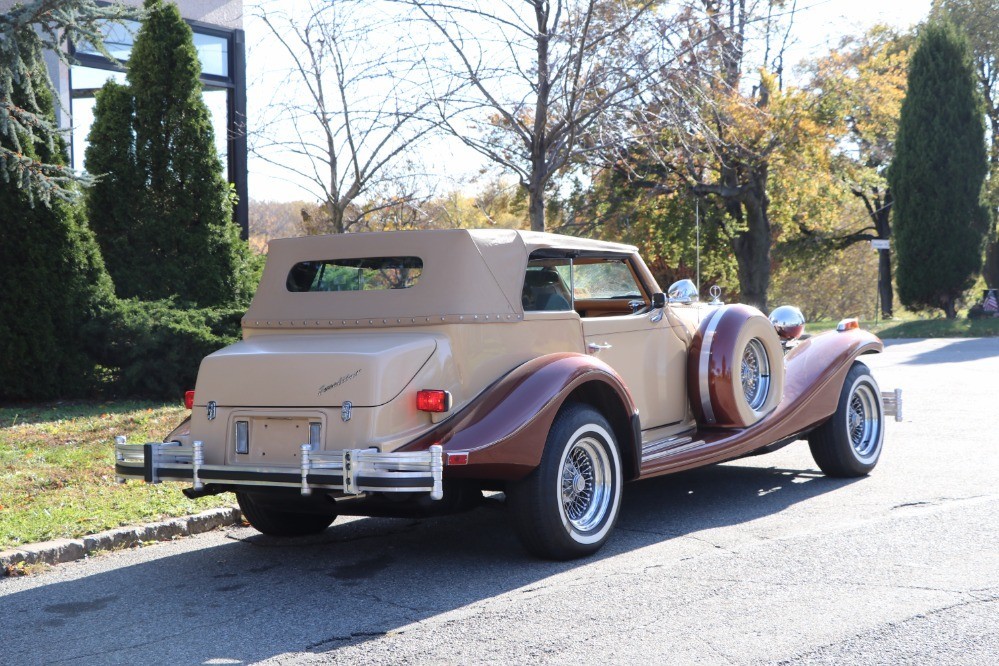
[581,313,687,428]
[188,318,583,464]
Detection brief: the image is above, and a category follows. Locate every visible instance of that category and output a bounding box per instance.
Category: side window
[522,260,573,311]
[286,257,423,292]
[570,260,643,300]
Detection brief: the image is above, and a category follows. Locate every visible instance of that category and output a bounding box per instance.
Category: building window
[68,18,248,237]
[70,22,233,173]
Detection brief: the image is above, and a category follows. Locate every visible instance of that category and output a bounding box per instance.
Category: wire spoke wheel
[509,404,622,560]
[741,337,771,411]
[847,383,881,458]
[559,437,611,533]
[807,362,885,477]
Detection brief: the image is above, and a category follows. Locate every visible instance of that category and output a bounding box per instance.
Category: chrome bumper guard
[114,437,444,500]
[882,389,903,422]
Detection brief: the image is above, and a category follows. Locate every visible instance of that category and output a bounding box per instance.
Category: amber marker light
[184,390,195,410]
[416,389,452,413]
[836,317,860,332]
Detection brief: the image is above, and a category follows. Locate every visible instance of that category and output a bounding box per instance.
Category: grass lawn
[0,401,233,550]
[805,314,999,338]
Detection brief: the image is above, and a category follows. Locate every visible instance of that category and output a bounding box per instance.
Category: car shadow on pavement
[886,337,999,365]
[0,459,857,665]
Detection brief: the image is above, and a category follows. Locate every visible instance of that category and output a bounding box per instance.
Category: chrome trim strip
[698,307,724,425]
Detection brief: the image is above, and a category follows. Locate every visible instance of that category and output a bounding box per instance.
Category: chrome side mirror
[667,279,699,305]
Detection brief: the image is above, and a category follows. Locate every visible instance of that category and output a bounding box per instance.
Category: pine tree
[0,0,133,203]
[0,51,116,399]
[85,81,142,296]
[87,0,253,307]
[889,21,988,318]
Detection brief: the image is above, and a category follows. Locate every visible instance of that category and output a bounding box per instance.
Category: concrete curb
[0,507,242,575]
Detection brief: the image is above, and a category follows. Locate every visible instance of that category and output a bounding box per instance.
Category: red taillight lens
[416,389,451,413]
[184,390,195,410]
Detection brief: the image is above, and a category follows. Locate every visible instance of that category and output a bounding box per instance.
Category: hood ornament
[341,401,352,422]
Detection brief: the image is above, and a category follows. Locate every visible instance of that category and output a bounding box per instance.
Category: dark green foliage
[889,21,989,318]
[84,300,243,398]
[0,53,117,400]
[0,0,134,203]
[86,0,254,307]
[85,81,142,294]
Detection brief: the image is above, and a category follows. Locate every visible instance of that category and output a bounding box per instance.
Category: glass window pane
[193,32,229,77]
[287,258,424,292]
[70,95,97,172]
[75,20,139,60]
[571,261,642,300]
[203,88,229,167]
[70,65,126,95]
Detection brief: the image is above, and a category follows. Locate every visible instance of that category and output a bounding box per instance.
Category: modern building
[14,0,249,237]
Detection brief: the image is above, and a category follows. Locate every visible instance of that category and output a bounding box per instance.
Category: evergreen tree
[87,0,253,307]
[0,51,116,399]
[85,81,141,295]
[0,0,133,203]
[889,21,988,318]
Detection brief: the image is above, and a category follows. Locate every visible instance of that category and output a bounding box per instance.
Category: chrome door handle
[587,342,612,353]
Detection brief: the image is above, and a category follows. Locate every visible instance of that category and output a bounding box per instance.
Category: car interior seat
[522,268,572,311]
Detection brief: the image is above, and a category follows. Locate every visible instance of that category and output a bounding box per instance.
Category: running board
[641,434,707,465]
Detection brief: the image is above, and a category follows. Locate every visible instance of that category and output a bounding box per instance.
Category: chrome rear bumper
[882,388,903,422]
[114,438,443,499]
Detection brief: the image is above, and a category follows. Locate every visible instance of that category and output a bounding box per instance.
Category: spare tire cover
[687,304,785,428]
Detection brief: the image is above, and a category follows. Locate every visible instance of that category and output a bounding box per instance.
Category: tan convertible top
[243,229,639,327]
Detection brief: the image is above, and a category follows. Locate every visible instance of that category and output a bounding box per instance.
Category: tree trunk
[874,190,894,318]
[729,170,771,311]
[528,177,546,232]
[942,295,957,319]
[878,250,894,318]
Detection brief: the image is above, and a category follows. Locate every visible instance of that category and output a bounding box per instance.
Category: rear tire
[808,362,884,477]
[508,404,623,560]
[237,491,337,537]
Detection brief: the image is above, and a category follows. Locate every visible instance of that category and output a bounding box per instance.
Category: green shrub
[86,299,243,398]
[0,43,118,400]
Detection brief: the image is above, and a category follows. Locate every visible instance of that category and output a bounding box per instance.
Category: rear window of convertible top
[286,257,423,292]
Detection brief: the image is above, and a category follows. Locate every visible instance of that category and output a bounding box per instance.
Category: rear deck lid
[194,333,437,407]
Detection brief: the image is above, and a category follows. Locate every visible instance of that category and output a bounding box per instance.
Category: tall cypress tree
[85,81,142,294]
[889,21,988,318]
[87,0,252,307]
[0,50,116,399]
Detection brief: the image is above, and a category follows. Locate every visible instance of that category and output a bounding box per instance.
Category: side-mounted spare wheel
[808,362,885,477]
[237,491,338,537]
[508,403,623,560]
[687,304,785,428]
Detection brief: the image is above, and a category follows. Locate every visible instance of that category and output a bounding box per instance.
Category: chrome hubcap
[741,338,771,411]
[560,436,612,533]
[848,382,881,458]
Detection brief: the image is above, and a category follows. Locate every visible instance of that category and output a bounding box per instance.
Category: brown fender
[641,328,883,478]
[397,353,640,481]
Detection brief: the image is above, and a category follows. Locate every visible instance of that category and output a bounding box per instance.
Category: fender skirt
[397,353,640,482]
[641,328,883,478]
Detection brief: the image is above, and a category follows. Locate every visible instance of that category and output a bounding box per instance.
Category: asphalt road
[2,338,997,665]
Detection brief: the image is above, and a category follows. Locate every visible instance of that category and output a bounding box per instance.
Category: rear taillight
[416,389,452,413]
[184,390,195,410]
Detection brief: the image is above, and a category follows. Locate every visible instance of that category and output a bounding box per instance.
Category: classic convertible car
[115,229,901,559]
